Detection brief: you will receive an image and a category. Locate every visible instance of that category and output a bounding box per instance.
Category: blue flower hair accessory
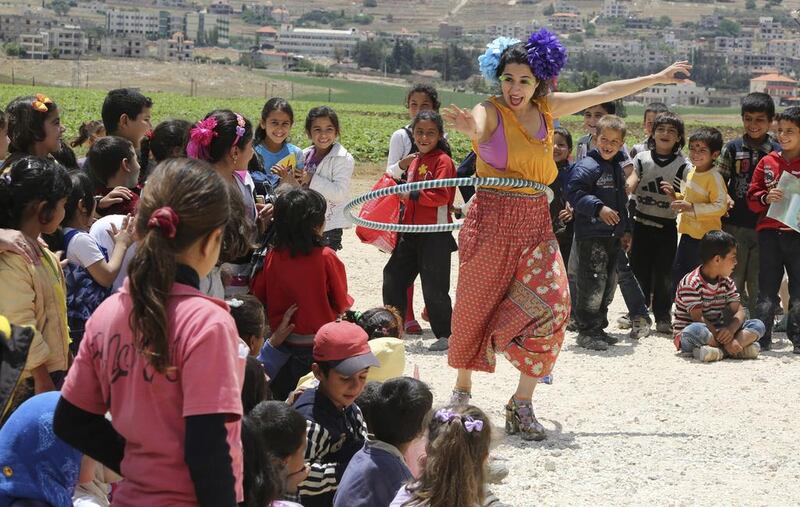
[478,36,521,84]
[526,28,568,81]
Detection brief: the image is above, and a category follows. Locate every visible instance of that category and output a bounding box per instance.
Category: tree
[354,40,384,69]
[49,0,70,15]
[3,42,23,57]
[543,3,555,15]
[656,15,672,28]
[363,0,377,6]
[718,19,741,37]
[745,0,756,9]
[447,43,475,81]
[585,23,597,37]
[389,40,414,74]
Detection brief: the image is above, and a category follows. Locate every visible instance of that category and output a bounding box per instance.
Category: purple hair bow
[434,408,483,433]
[463,417,484,433]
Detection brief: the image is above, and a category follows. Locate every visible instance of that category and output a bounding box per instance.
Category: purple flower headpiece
[525,28,568,81]
[435,408,484,433]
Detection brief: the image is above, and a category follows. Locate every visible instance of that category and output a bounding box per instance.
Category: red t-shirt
[402,149,456,225]
[252,246,353,336]
[61,281,246,506]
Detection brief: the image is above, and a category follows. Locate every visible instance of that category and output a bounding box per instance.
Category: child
[88,136,141,216]
[61,171,135,352]
[673,230,765,361]
[293,320,379,507]
[575,101,634,170]
[567,115,632,351]
[627,111,690,333]
[54,140,80,171]
[146,119,191,162]
[630,102,669,158]
[249,401,310,501]
[383,110,457,352]
[334,377,433,507]
[101,88,153,182]
[716,92,780,317]
[54,158,247,505]
[390,405,492,507]
[251,187,352,400]
[551,126,575,266]
[1,94,64,169]
[228,294,267,355]
[240,415,286,507]
[386,84,444,335]
[252,97,305,197]
[71,119,106,168]
[664,127,727,290]
[746,106,800,353]
[282,106,354,251]
[242,356,271,414]
[0,157,71,407]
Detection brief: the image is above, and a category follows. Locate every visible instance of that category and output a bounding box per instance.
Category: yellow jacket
[676,168,729,240]
[0,247,70,377]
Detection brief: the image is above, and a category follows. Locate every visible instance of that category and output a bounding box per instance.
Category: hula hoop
[345,177,554,233]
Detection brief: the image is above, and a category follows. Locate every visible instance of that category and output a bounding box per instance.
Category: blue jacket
[566,149,630,240]
[333,439,412,507]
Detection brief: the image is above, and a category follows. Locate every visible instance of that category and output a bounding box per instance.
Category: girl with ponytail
[392,405,492,507]
[54,158,248,506]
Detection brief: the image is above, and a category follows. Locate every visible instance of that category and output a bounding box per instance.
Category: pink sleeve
[324,250,353,313]
[181,320,244,418]
[61,333,108,415]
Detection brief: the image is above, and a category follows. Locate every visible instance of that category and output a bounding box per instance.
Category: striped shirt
[673,266,740,349]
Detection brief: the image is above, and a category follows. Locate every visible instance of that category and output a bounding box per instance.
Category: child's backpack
[63,230,112,353]
[0,315,34,424]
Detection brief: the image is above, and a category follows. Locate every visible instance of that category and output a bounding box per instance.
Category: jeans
[574,237,620,335]
[630,221,677,323]
[755,229,800,347]
[723,223,759,316]
[383,232,457,339]
[672,235,701,296]
[323,228,343,251]
[679,319,766,353]
[617,248,650,320]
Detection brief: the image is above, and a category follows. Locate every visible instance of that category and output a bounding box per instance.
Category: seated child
[566,115,632,351]
[88,136,141,216]
[673,230,765,362]
[292,320,379,507]
[390,405,492,507]
[62,171,135,352]
[241,413,302,507]
[249,401,310,502]
[334,377,433,507]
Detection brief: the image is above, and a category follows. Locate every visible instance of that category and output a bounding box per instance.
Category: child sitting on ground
[292,320,379,507]
[673,230,765,362]
[88,136,141,216]
[567,115,632,351]
[334,377,433,507]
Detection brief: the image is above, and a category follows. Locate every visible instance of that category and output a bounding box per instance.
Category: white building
[634,81,712,106]
[724,52,800,75]
[554,1,579,14]
[757,17,782,41]
[485,22,537,39]
[584,39,667,66]
[49,25,88,59]
[0,13,55,42]
[277,25,365,58]
[106,9,160,38]
[18,32,50,59]
[378,29,422,45]
[549,13,582,33]
[713,36,753,53]
[185,11,230,46]
[100,36,146,58]
[602,0,628,18]
[767,39,800,59]
[158,31,193,61]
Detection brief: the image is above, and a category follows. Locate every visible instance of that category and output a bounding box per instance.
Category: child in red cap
[292,320,379,507]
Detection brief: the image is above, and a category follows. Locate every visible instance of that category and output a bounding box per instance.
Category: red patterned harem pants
[448,189,570,377]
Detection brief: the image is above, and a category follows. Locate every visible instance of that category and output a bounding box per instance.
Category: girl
[626,111,690,334]
[248,401,308,506]
[391,405,492,507]
[0,156,71,407]
[251,187,352,400]
[551,127,574,265]
[71,119,106,168]
[61,171,135,352]
[53,158,247,505]
[383,110,457,352]
[277,106,354,251]
[252,97,305,197]
[442,28,689,441]
[146,119,192,163]
[386,84,445,335]
[1,94,65,170]
[242,356,271,414]
[241,414,298,507]
[187,109,261,296]
[228,294,267,355]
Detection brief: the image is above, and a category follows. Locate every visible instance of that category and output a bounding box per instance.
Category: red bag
[356,174,400,253]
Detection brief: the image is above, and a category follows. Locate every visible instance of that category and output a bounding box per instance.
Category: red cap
[313,321,379,376]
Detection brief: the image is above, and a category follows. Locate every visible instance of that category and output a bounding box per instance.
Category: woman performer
[442,30,691,441]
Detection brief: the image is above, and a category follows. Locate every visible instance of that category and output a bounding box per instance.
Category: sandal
[449,388,472,406]
[505,397,546,441]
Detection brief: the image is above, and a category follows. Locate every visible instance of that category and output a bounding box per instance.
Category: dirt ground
[341,172,800,507]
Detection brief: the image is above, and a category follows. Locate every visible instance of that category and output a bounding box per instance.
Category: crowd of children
[0,60,799,506]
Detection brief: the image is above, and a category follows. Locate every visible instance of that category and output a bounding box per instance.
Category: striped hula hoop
[345,177,554,233]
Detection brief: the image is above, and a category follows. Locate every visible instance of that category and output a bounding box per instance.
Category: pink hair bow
[187,117,219,160]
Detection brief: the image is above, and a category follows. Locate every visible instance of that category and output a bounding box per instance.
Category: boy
[572,102,651,340]
[746,106,800,353]
[567,115,632,350]
[293,320,380,507]
[715,92,780,317]
[673,230,765,362]
[101,88,153,151]
[664,127,728,291]
[334,377,433,507]
[630,102,669,158]
[87,136,141,216]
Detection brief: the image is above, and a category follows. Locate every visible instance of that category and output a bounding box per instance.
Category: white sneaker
[616,314,632,329]
[693,345,724,362]
[629,315,651,339]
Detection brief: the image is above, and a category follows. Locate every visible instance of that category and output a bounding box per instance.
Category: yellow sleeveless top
[473,96,557,194]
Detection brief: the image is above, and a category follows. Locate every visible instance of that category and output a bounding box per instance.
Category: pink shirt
[61,281,246,505]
